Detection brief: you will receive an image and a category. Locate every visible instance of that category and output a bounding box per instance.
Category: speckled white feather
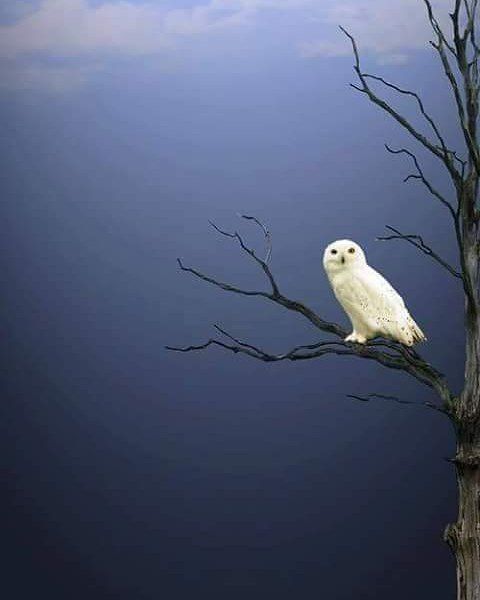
[323,239,426,346]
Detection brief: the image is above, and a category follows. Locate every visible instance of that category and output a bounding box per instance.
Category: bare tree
[167,2,480,598]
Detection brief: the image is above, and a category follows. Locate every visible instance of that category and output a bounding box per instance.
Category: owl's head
[323,239,367,273]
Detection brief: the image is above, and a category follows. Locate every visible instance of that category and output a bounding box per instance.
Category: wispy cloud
[299,0,452,63]
[0,0,453,91]
[0,0,247,58]
[0,0,252,90]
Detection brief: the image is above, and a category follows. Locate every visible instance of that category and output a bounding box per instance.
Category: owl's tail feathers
[409,317,426,345]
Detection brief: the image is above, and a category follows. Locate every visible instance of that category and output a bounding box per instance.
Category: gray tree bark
[445,423,480,600]
[447,207,480,600]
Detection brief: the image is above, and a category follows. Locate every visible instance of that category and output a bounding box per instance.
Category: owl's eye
[331,249,338,255]
[348,247,355,254]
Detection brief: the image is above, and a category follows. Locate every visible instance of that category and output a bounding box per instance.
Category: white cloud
[299,0,452,63]
[0,0,455,91]
[0,0,233,58]
[0,0,260,90]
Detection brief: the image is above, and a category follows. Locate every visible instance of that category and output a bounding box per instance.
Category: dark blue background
[2,45,463,598]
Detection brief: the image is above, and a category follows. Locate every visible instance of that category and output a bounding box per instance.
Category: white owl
[323,239,426,346]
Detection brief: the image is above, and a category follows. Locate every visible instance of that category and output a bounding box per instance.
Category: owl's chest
[331,270,363,294]
[330,271,370,310]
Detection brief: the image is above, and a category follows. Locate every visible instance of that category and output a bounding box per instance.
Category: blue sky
[3,1,463,598]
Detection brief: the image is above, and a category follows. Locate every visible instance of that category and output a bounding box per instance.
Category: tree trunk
[447,210,480,599]
[445,422,480,600]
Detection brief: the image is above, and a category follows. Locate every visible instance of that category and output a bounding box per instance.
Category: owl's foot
[344,332,367,344]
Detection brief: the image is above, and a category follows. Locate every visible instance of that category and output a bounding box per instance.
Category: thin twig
[377,225,463,279]
[238,214,272,264]
[346,393,448,414]
[208,219,279,295]
[176,258,270,298]
[384,144,458,220]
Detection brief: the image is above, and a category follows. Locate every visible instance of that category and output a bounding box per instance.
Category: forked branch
[167,323,449,402]
[423,0,480,176]
[168,217,451,405]
[384,144,458,220]
[339,26,462,183]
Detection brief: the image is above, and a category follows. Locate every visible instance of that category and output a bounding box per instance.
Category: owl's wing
[352,266,425,344]
[359,265,406,313]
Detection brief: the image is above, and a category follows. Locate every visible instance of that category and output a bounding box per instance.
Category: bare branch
[178,225,344,339]
[424,0,480,175]
[366,338,444,381]
[377,225,463,279]
[423,0,457,55]
[165,338,268,360]
[213,323,275,358]
[346,393,448,415]
[383,144,473,300]
[384,144,458,220]
[339,26,461,182]
[209,221,276,291]
[363,72,454,160]
[172,218,451,405]
[432,40,479,175]
[208,217,279,294]
[178,254,345,336]
[167,322,450,403]
[238,214,272,264]
[468,0,480,57]
[166,331,356,362]
[176,257,270,298]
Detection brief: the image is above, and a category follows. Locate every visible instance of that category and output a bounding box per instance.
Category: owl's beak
[341,255,345,264]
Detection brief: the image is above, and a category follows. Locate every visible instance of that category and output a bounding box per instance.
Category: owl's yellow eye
[331,249,338,255]
[348,247,355,254]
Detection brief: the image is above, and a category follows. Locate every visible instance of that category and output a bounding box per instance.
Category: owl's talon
[344,333,367,344]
